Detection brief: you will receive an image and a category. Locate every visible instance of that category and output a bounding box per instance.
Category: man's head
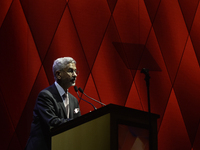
[53,57,78,91]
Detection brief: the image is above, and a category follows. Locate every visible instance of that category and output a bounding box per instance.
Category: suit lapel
[68,93,74,118]
[50,84,68,118]
[58,99,68,118]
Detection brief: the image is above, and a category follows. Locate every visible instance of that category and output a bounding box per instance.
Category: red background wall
[0,0,200,149]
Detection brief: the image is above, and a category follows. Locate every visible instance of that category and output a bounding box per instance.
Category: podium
[51,104,159,150]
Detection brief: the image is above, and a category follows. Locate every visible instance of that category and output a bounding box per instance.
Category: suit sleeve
[35,90,68,128]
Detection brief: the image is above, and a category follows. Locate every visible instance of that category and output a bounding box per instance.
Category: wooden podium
[51,104,159,150]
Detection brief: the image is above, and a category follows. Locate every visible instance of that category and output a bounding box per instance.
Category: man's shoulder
[39,84,56,95]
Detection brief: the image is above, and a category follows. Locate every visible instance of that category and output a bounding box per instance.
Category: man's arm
[35,90,68,128]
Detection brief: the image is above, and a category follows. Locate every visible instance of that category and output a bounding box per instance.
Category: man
[25,57,81,150]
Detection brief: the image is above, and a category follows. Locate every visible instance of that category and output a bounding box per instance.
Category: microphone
[74,86,97,110]
[78,87,106,106]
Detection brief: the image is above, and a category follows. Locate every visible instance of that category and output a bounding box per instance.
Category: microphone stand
[78,87,106,106]
[141,68,152,150]
[74,86,97,110]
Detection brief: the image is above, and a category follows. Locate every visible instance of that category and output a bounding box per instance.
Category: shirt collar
[55,81,68,99]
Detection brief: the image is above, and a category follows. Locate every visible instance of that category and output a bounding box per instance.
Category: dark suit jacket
[25,83,81,150]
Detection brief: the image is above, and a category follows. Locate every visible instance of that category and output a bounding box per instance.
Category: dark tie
[63,93,69,118]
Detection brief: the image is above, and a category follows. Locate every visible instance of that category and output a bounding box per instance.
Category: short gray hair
[52,57,76,80]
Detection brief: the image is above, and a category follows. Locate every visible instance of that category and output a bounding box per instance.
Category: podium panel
[52,114,111,150]
[51,104,159,150]
[118,124,149,150]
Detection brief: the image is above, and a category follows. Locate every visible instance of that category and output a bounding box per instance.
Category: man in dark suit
[25,57,81,150]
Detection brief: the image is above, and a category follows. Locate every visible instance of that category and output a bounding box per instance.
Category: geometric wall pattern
[0,0,200,149]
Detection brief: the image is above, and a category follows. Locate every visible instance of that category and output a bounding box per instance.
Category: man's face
[59,63,78,89]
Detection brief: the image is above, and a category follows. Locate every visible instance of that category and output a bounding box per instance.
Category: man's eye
[67,69,73,73]
[67,69,77,74]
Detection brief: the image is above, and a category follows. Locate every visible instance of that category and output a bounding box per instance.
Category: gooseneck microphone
[74,86,97,110]
[78,87,106,106]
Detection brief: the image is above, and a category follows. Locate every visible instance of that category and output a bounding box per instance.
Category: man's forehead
[66,63,76,69]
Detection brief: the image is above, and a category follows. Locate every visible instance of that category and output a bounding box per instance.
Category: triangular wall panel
[158,89,191,150]
[0,0,12,27]
[174,37,200,144]
[68,0,111,68]
[0,0,41,127]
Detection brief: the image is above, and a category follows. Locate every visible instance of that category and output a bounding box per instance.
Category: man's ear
[55,71,61,79]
